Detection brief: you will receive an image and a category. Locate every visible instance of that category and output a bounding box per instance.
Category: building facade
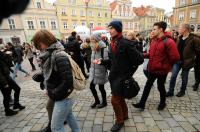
[0,0,60,44]
[173,0,200,32]
[112,0,135,34]
[55,0,112,39]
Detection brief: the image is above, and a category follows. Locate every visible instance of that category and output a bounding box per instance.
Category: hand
[92,59,101,64]
[44,89,48,96]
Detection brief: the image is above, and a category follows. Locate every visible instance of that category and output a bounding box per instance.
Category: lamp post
[83,0,90,28]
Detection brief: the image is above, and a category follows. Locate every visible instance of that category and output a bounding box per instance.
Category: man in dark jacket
[166,23,200,97]
[0,51,25,116]
[95,20,144,131]
[133,21,180,110]
[193,54,200,91]
[65,32,87,78]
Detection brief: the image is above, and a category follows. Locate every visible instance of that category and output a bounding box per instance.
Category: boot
[176,91,185,97]
[157,103,166,111]
[40,123,51,132]
[5,109,18,116]
[97,102,107,109]
[90,101,100,108]
[132,103,145,111]
[13,103,25,110]
[193,83,199,91]
[110,122,124,132]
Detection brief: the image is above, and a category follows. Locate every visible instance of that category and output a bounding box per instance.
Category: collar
[182,33,189,40]
[111,32,123,42]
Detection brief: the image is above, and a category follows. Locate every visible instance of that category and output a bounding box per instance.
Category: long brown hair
[32,29,57,50]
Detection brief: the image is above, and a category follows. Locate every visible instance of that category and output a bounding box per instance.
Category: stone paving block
[156,121,170,130]
[164,118,179,127]
[103,115,113,123]
[172,127,186,132]
[105,109,114,116]
[96,112,104,118]
[135,123,148,131]
[148,126,161,132]
[159,111,172,118]
[0,123,9,131]
[30,123,44,131]
[16,120,28,128]
[152,114,164,121]
[86,114,95,121]
[173,114,187,122]
[187,116,200,125]
[92,125,102,132]
[78,111,88,118]
[144,118,156,127]
[194,124,200,131]
[94,118,103,125]
[103,123,113,132]
[27,119,39,126]
[83,121,93,127]
[82,127,92,132]
[133,116,144,123]
[34,113,44,119]
[179,122,197,131]
[124,119,135,127]
[141,111,152,118]
[22,126,32,132]
[124,127,137,132]
[2,129,12,132]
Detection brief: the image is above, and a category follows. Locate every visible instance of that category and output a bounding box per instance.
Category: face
[38,42,48,51]
[126,33,134,40]
[108,27,118,38]
[173,33,178,39]
[149,31,154,39]
[178,25,186,35]
[152,26,162,38]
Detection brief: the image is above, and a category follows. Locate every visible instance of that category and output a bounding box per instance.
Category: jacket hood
[164,31,173,39]
[47,41,65,51]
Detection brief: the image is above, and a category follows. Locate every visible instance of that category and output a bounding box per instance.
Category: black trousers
[0,76,21,111]
[83,57,91,73]
[140,72,167,107]
[90,81,107,103]
[28,57,36,70]
[194,58,200,86]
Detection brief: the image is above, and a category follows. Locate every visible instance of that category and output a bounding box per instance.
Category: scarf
[110,32,122,54]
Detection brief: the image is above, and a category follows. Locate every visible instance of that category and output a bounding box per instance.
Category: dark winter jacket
[12,47,24,64]
[176,33,200,69]
[144,35,180,75]
[0,51,12,87]
[101,37,144,96]
[40,42,73,101]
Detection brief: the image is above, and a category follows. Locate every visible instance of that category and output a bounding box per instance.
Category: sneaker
[132,103,145,111]
[13,103,25,110]
[97,102,107,109]
[110,122,124,132]
[90,102,100,108]
[166,92,174,97]
[5,109,18,116]
[176,91,185,97]
[157,103,166,111]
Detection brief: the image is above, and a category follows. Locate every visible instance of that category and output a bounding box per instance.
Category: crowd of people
[0,20,200,132]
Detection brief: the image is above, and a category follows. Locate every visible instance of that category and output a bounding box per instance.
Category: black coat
[102,37,144,96]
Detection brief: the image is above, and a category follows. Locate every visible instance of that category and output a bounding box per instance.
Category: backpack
[52,50,86,91]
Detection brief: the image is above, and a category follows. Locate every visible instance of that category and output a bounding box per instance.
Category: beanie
[108,20,122,33]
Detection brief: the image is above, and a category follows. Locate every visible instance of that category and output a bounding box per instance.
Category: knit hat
[91,33,102,42]
[108,20,122,33]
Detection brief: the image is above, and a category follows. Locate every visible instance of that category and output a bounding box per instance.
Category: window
[62,9,66,15]
[27,21,34,29]
[40,21,46,28]
[63,21,67,29]
[90,22,94,29]
[179,0,185,5]
[8,18,15,29]
[68,0,76,4]
[89,11,93,17]
[98,23,101,26]
[51,21,57,30]
[134,23,138,28]
[72,9,76,16]
[36,2,41,9]
[96,0,102,6]
[190,10,196,18]
[192,0,197,3]
[97,12,101,17]
[105,13,107,17]
[178,12,184,20]
[80,10,84,16]
[72,21,77,29]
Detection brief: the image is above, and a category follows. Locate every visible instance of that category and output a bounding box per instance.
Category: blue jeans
[12,63,29,80]
[51,98,80,132]
[168,61,190,94]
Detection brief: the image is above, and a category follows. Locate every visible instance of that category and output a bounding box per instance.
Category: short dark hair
[153,21,167,32]
[71,31,77,37]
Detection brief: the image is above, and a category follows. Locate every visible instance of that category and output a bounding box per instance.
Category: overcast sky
[46,0,175,12]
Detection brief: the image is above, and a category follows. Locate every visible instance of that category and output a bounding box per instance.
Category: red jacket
[144,36,180,75]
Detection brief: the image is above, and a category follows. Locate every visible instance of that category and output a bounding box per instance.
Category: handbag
[122,77,140,99]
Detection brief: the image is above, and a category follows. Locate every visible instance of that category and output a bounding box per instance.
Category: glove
[32,72,44,82]
[40,82,45,90]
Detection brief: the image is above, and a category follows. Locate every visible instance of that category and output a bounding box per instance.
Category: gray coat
[89,41,108,85]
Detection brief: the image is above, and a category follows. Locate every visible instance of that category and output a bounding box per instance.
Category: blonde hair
[127,31,136,40]
[32,29,57,50]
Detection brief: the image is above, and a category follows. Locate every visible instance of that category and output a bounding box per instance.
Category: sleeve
[166,39,180,64]
[193,36,200,56]
[127,42,144,66]
[0,69,8,87]
[53,54,73,100]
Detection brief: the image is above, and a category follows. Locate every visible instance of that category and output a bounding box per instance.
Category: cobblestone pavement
[0,59,200,132]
